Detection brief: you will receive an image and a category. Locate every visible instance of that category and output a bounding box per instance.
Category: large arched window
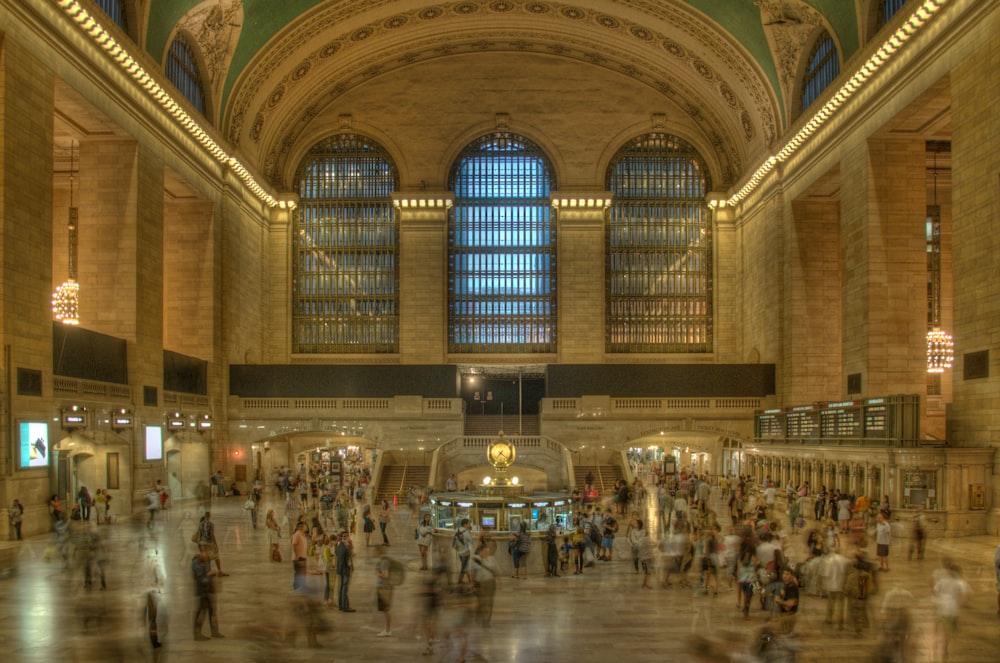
[801,32,839,111]
[877,0,908,29]
[606,134,712,353]
[293,135,399,354]
[95,0,128,33]
[449,133,556,354]
[166,35,206,116]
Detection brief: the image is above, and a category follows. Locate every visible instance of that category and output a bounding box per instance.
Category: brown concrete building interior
[0,1,999,661]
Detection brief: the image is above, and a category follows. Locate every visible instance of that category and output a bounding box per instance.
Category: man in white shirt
[875,513,891,571]
[763,484,777,520]
[932,558,970,662]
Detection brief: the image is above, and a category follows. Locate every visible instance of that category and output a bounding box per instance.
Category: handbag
[243,497,255,511]
[271,546,283,562]
[191,532,199,543]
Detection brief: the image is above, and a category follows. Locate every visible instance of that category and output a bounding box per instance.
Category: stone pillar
[77,139,167,502]
[394,193,451,363]
[0,39,55,493]
[786,196,842,402]
[552,192,610,362]
[839,137,927,399]
[949,27,1000,534]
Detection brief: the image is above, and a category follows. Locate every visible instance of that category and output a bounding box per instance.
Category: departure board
[757,413,784,439]
[864,404,887,438]
[786,410,819,438]
[821,408,862,437]
[755,395,918,445]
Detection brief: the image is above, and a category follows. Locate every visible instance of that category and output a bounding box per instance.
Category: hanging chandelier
[925,144,950,374]
[52,278,80,325]
[53,143,80,325]
[926,327,954,373]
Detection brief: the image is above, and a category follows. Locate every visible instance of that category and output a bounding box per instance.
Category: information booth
[429,489,574,576]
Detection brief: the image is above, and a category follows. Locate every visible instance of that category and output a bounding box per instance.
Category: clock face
[488,441,515,467]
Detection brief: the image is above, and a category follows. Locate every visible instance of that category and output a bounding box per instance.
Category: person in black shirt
[775,568,799,634]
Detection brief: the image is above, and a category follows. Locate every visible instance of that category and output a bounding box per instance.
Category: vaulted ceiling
[135,1,865,189]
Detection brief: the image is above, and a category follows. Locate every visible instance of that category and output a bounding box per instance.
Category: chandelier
[926,327,954,373]
[925,144,950,373]
[53,143,80,325]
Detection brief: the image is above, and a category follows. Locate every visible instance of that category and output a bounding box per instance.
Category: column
[839,136,927,399]
[394,193,450,363]
[0,38,55,490]
[552,192,610,362]
[949,34,1000,534]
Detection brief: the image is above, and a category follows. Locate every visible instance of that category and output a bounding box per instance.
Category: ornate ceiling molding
[255,28,745,189]
[755,0,825,117]
[175,0,244,107]
[222,1,781,182]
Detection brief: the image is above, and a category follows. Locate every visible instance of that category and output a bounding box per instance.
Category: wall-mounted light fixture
[166,412,186,430]
[111,408,133,431]
[61,405,89,430]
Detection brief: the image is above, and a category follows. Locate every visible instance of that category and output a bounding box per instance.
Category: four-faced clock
[487,437,516,469]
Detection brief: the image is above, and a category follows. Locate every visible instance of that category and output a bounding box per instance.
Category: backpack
[414,527,420,541]
[452,530,464,552]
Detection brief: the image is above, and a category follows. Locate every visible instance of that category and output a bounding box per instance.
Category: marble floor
[1,491,998,663]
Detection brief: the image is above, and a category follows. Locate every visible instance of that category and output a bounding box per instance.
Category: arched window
[449,133,557,354]
[95,0,128,33]
[293,135,399,353]
[877,0,908,29]
[166,35,206,116]
[606,134,712,353]
[801,32,839,111]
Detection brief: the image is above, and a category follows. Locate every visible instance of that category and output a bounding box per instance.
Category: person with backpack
[454,518,473,584]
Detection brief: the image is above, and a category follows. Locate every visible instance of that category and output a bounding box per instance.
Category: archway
[166,448,183,503]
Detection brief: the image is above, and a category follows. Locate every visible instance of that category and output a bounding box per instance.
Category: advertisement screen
[19,421,50,468]
[145,425,163,461]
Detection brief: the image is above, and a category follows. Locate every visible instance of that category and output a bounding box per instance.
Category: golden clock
[487,434,516,469]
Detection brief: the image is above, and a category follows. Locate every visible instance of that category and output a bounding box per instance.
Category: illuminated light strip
[550,198,613,208]
[392,198,453,208]
[53,0,281,208]
[727,0,950,206]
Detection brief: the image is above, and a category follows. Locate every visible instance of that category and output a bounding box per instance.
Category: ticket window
[432,504,456,529]
[455,504,473,530]
[553,505,572,533]
[532,507,547,531]
[508,513,522,532]
[480,510,498,531]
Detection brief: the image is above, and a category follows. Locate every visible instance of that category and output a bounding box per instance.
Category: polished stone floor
[1,490,998,663]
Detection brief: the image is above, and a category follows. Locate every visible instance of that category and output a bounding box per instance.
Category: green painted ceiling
[145,1,860,121]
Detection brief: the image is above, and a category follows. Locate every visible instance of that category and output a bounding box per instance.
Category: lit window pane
[95,0,128,32]
[448,134,556,353]
[292,135,399,353]
[877,0,907,28]
[801,33,839,111]
[606,134,712,353]
[166,36,205,115]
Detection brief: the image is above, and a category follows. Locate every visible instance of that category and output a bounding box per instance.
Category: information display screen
[19,421,49,468]
[144,425,163,461]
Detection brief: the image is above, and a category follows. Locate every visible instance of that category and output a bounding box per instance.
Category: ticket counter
[429,490,574,576]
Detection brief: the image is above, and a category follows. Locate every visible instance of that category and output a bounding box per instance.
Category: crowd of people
[7,459,999,663]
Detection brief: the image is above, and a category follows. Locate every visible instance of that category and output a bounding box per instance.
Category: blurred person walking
[191,547,223,640]
[932,558,970,662]
[335,530,355,612]
[8,499,23,540]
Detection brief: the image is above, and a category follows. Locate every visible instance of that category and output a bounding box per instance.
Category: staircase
[374,464,430,505]
[464,414,539,436]
[573,464,625,495]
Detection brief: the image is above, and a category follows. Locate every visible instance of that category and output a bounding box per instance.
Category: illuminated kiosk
[430,431,574,575]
